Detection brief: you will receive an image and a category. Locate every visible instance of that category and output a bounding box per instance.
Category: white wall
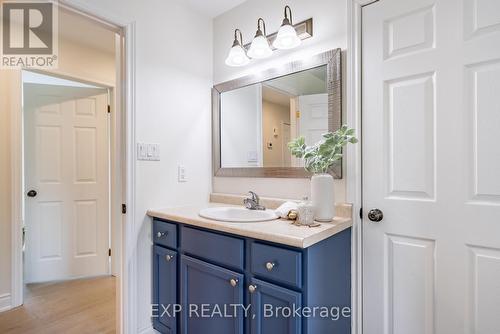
[55,37,116,86]
[213,0,347,201]
[0,72,12,311]
[221,84,262,167]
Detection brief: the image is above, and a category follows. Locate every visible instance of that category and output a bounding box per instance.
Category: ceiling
[24,84,107,109]
[262,86,291,107]
[264,66,327,96]
[178,0,248,18]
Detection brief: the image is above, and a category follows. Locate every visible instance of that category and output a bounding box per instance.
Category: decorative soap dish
[290,220,321,228]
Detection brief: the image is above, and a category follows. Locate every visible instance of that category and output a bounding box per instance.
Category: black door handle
[27,190,37,197]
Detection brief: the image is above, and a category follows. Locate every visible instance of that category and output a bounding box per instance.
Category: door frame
[346,1,379,334]
[9,1,138,333]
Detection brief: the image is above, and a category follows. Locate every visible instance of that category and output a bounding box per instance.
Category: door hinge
[108,248,111,256]
[122,204,127,214]
[107,105,111,113]
[359,207,363,219]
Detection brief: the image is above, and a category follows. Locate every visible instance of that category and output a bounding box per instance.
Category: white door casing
[362,0,500,333]
[281,121,291,167]
[24,87,110,283]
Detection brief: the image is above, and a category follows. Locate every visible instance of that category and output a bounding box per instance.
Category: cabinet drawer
[181,226,244,270]
[251,242,302,288]
[153,219,177,249]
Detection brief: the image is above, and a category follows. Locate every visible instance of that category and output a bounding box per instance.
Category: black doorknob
[367,208,383,222]
[27,190,37,197]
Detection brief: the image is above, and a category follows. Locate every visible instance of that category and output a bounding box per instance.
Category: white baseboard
[0,293,12,313]
[138,325,159,334]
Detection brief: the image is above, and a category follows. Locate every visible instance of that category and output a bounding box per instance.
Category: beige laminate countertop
[147,202,352,249]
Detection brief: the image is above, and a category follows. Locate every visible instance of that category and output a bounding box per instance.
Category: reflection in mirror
[220,65,327,169]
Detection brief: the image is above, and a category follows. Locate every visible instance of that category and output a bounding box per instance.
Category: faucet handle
[248,191,259,203]
[244,191,265,210]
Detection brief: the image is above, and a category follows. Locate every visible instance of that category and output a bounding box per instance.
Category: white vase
[311,173,335,222]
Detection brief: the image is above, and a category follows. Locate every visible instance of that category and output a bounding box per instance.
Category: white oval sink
[199,207,278,223]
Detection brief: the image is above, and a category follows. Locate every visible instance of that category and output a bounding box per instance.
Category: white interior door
[362,0,500,333]
[24,84,110,283]
[298,94,328,145]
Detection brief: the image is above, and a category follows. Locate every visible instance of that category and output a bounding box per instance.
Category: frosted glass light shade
[273,24,301,50]
[247,35,273,59]
[225,45,250,67]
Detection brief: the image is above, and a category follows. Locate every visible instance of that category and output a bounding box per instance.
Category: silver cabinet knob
[367,208,384,222]
[157,231,167,238]
[229,278,238,287]
[265,262,275,271]
[165,254,175,261]
[248,284,257,293]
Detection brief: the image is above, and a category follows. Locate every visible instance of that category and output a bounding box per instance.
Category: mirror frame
[212,48,342,178]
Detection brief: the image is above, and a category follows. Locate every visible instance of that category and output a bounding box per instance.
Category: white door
[298,94,328,146]
[24,84,110,283]
[362,0,500,333]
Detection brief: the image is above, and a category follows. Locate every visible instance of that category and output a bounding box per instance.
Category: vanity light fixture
[223,9,313,67]
[273,5,301,50]
[225,29,250,67]
[247,18,273,59]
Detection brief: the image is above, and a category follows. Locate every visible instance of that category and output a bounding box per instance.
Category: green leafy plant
[288,125,358,174]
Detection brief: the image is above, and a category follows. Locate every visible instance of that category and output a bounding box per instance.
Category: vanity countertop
[147,200,352,249]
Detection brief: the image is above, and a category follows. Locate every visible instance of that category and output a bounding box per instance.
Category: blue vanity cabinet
[153,245,178,334]
[180,255,244,334]
[152,218,351,334]
[248,278,302,334]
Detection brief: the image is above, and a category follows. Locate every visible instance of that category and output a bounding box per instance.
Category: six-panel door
[24,91,110,283]
[362,0,500,333]
[249,278,302,334]
[180,255,244,334]
[153,246,178,333]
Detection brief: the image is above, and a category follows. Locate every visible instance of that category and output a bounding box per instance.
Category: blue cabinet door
[249,278,302,334]
[180,255,244,334]
[153,245,178,334]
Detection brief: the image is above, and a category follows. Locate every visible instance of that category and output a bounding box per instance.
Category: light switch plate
[137,143,160,161]
[178,165,187,182]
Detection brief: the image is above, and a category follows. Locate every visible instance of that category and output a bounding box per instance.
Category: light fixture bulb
[247,18,273,59]
[273,5,301,50]
[248,35,273,59]
[273,23,301,50]
[225,29,250,67]
[225,44,250,67]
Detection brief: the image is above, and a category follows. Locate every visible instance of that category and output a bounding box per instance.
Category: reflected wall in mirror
[221,66,327,169]
[213,49,341,178]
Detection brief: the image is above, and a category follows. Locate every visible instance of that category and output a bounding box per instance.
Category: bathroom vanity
[148,199,352,334]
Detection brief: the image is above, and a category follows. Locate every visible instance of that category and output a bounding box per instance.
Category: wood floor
[0,276,116,334]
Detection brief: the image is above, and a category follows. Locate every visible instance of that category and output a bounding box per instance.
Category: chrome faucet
[243,191,265,210]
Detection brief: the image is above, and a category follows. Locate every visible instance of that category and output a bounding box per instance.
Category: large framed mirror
[212,48,342,178]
